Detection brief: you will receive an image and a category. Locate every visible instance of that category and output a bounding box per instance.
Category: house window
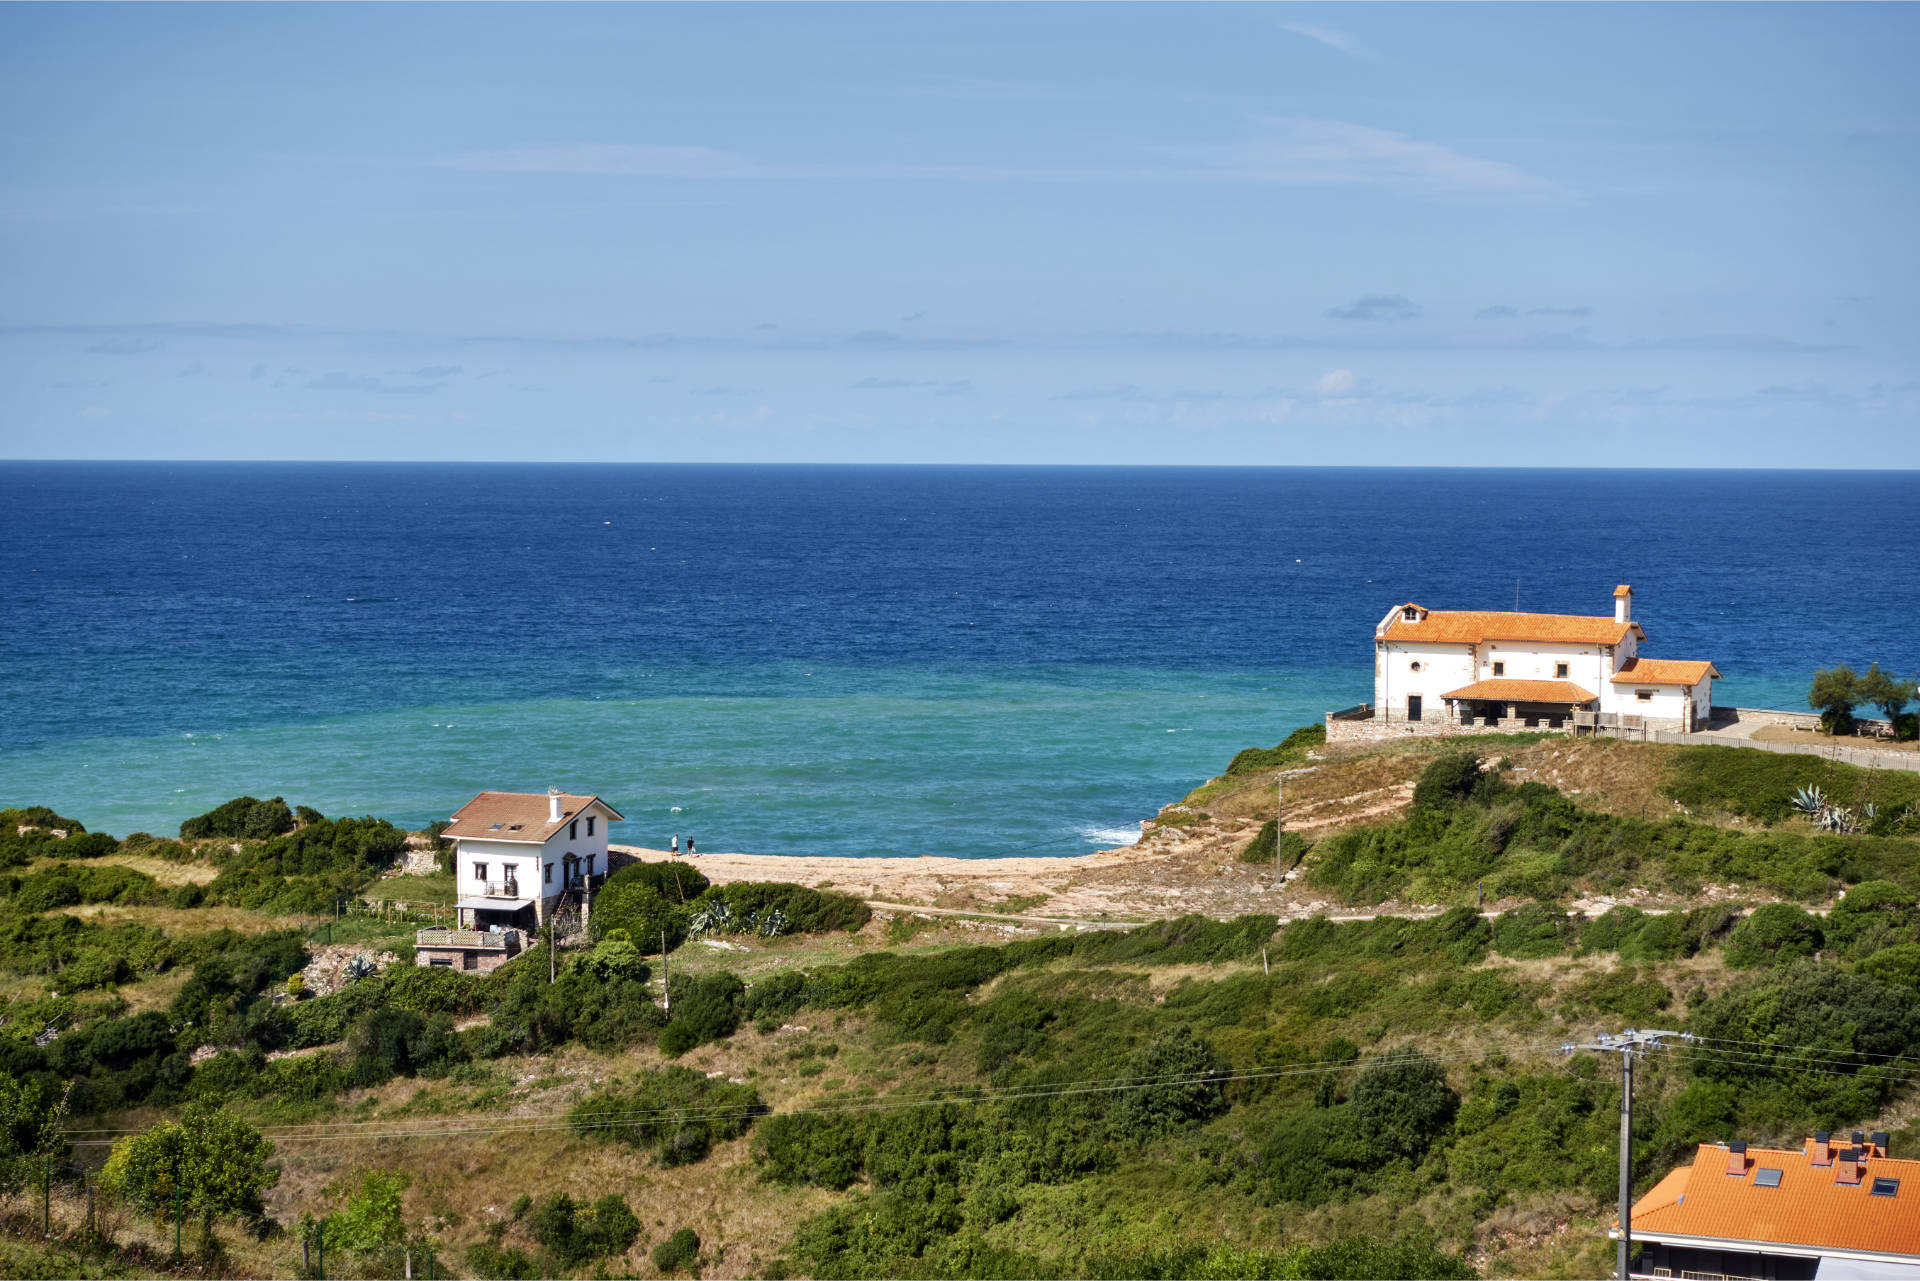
[1492,661,1505,676]
[473,862,487,882]
[1871,1177,1900,1197]
[1637,690,1654,702]
[1555,662,1569,678]
[586,816,595,836]
[429,957,453,968]
[1409,661,1422,673]
[1402,607,1418,621]
[586,854,595,876]
[544,863,553,884]
[569,819,578,840]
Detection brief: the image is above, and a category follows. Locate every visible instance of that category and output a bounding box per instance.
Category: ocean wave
[1080,826,1139,848]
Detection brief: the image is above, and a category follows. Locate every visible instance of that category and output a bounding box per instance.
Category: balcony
[417,927,523,952]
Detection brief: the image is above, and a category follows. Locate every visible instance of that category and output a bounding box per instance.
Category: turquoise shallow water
[5,663,1346,854]
[1,464,1907,853]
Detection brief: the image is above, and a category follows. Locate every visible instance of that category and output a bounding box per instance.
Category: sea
[2,464,1914,859]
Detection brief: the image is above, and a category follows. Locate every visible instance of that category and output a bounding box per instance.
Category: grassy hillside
[0,741,1917,1280]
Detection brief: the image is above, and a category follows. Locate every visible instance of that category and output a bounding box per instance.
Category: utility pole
[661,928,671,1012]
[1563,1029,1690,1280]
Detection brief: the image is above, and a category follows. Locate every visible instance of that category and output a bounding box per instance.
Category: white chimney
[548,788,564,822]
[1613,584,1632,624]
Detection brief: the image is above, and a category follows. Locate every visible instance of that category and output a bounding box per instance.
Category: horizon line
[3,458,1917,475]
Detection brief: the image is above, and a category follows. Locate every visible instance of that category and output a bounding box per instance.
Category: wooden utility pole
[1562,1028,1689,1280]
[661,928,671,1013]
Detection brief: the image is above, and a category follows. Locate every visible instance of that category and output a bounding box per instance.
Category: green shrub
[1413,752,1494,810]
[1724,904,1824,968]
[180,796,296,841]
[1225,724,1326,776]
[693,881,872,936]
[570,1066,762,1165]
[1493,903,1576,958]
[1239,821,1311,867]
[529,1191,642,1267]
[590,878,689,951]
[609,860,709,904]
[652,1227,700,1275]
[1351,1050,1459,1162]
[1857,943,1920,994]
[1111,1025,1227,1138]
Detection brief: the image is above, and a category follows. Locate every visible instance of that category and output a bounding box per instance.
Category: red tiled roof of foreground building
[1441,678,1598,704]
[1626,1139,1920,1258]
[443,792,624,844]
[1382,606,1644,647]
[1610,658,1722,686]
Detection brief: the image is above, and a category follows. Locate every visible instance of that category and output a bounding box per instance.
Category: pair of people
[670,834,696,855]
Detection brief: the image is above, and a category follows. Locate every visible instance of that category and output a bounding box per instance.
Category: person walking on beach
[687,837,696,856]
[670,834,679,854]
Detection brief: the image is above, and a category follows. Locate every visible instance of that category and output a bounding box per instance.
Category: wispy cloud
[438,117,1572,204]
[305,371,445,395]
[1281,22,1368,58]
[85,337,158,355]
[1475,305,1519,321]
[1325,294,1422,323]
[850,376,973,396]
[1529,305,1593,318]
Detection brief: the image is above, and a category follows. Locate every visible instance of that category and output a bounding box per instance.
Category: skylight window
[488,823,503,830]
[1755,1169,1782,1188]
[1870,1177,1900,1198]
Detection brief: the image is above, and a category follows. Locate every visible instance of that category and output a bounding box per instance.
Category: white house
[1329,584,1720,741]
[442,788,623,932]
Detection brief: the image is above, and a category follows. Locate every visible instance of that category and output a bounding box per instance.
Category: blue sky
[2,3,1915,464]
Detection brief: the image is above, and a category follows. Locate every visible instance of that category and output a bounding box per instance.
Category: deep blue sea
[2,464,1913,858]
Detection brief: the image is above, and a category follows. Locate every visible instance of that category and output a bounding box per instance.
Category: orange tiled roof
[1441,678,1598,704]
[1627,1140,1920,1258]
[1383,607,1643,647]
[443,792,624,844]
[1611,657,1722,686]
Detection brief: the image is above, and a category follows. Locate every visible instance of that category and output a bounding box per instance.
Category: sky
[2,3,1916,465]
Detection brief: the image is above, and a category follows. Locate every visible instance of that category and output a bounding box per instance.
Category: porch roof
[1441,678,1597,705]
[456,896,534,912]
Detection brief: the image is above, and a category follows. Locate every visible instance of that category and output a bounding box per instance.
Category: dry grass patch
[31,852,218,886]
[49,903,307,934]
[113,969,193,1014]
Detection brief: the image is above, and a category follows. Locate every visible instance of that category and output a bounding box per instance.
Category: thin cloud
[1529,306,1593,317]
[305,371,445,395]
[439,117,1573,204]
[85,338,158,355]
[1281,22,1367,58]
[1475,305,1519,321]
[1325,295,1422,323]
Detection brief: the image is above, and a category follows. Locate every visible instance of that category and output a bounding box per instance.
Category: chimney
[1836,1148,1862,1186]
[1871,1130,1891,1157]
[548,788,564,822]
[1725,1141,1749,1177]
[1812,1132,1833,1166]
[1852,1131,1867,1148]
[1613,584,1633,624]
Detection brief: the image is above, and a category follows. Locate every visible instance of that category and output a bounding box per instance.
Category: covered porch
[1442,678,1598,731]
[455,894,537,933]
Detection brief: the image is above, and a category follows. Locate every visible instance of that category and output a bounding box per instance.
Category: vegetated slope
[4,761,1919,1281]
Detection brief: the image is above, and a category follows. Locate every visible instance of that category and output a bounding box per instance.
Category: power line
[63,1040,1567,1146]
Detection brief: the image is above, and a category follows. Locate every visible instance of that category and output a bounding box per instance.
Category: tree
[653,1227,700,1274]
[1112,1025,1228,1137]
[1808,666,1862,735]
[101,1103,278,1228]
[1857,664,1918,740]
[325,1170,409,1252]
[1350,1050,1459,1162]
[591,877,689,950]
[0,1073,69,1197]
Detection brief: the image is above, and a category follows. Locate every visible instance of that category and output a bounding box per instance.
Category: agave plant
[1788,784,1865,833]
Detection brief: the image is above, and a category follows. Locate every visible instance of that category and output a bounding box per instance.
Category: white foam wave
[1080,826,1139,848]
